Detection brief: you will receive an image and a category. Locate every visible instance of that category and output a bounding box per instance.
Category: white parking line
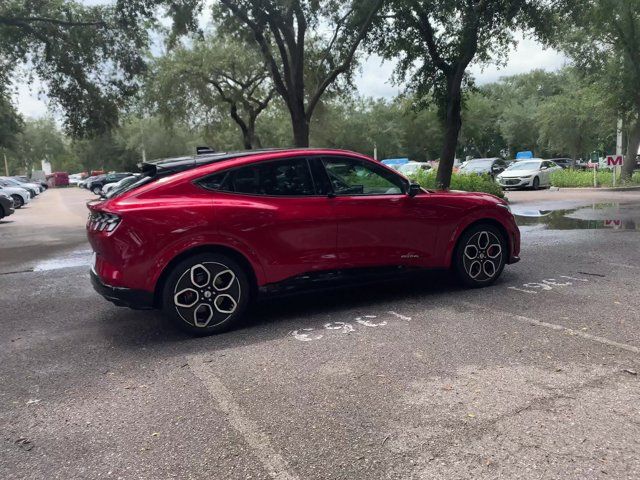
[188,355,300,480]
[461,302,640,355]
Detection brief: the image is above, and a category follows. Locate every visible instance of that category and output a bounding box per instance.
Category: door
[318,156,440,269]
[204,156,337,284]
[541,161,555,185]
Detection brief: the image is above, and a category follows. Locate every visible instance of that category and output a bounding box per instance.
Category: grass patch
[550,169,640,188]
[409,170,505,198]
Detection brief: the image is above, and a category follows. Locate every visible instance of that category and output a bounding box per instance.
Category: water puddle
[32,248,93,272]
[513,203,640,231]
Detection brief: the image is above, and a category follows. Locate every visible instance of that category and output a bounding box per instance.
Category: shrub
[550,169,640,188]
[410,170,505,198]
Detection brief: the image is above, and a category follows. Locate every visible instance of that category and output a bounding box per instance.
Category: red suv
[87,149,520,335]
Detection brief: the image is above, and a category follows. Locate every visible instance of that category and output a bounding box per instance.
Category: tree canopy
[377,0,555,188]
[149,35,274,149]
[0,0,150,136]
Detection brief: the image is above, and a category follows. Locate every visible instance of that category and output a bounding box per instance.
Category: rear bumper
[91,269,155,310]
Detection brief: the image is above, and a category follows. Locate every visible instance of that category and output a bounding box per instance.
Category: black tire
[161,253,250,336]
[453,223,507,288]
[532,176,540,190]
[10,194,24,209]
[92,185,102,195]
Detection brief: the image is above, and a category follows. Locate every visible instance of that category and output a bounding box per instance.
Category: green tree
[0,1,151,136]
[0,90,23,160]
[377,0,553,188]
[217,0,384,147]
[559,0,640,179]
[149,35,274,149]
[537,74,615,163]
[485,70,565,156]
[460,92,504,158]
[8,118,68,175]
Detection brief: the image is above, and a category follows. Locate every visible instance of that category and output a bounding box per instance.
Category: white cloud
[12,77,50,119]
[471,35,567,85]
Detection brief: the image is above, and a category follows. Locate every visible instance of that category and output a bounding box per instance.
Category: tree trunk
[622,118,640,180]
[436,75,463,190]
[290,109,310,147]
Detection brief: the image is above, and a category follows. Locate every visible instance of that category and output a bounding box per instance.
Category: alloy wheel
[11,195,23,208]
[173,262,241,328]
[462,231,503,282]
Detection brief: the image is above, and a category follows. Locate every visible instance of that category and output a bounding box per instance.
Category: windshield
[505,161,541,171]
[460,160,493,172]
[399,164,421,174]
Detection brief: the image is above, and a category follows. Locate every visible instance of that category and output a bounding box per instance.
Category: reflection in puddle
[513,203,639,231]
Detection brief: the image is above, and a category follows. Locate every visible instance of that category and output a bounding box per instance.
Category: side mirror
[541,166,548,170]
[408,183,422,197]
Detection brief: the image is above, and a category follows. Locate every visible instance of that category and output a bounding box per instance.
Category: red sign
[604,219,622,229]
[607,155,623,166]
[587,162,598,169]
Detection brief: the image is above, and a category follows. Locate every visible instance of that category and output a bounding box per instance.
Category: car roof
[141,148,368,177]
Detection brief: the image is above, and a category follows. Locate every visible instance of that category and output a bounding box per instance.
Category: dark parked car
[458,158,508,178]
[13,175,48,190]
[88,148,521,336]
[0,192,15,220]
[87,173,132,195]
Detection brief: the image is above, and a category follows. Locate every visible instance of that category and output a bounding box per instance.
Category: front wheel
[11,194,24,209]
[453,224,507,288]
[162,253,250,336]
[532,176,540,190]
[92,185,102,195]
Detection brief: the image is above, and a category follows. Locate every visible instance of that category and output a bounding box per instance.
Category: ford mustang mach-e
[87,149,520,335]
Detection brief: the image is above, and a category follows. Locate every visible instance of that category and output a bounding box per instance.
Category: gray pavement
[1,187,640,479]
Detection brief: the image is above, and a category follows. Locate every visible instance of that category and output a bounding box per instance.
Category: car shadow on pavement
[99,270,470,355]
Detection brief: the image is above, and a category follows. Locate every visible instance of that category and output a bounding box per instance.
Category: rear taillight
[88,211,121,232]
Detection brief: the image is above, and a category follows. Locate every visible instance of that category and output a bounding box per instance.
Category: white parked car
[101,174,141,197]
[68,173,85,186]
[0,185,31,208]
[497,159,562,190]
[0,177,40,197]
[398,161,432,176]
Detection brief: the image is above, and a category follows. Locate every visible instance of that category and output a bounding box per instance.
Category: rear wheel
[161,253,250,336]
[10,194,23,208]
[92,185,102,195]
[453,224,507,288]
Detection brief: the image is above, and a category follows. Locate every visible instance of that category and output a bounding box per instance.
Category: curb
[554,186,640,192]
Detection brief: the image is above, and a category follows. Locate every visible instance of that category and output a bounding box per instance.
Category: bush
[550,169,640,188]
[409,170,505,198]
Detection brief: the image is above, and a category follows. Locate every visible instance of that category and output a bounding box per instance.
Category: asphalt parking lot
[2,187,640,479]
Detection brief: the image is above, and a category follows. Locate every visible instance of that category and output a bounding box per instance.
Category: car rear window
[198,158,316,196]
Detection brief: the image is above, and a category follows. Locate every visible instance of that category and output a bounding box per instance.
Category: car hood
[498,169,538,177]
[431,189,507,206]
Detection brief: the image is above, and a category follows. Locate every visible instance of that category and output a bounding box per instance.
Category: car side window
[199,158,316,196]
[321,157,405,196]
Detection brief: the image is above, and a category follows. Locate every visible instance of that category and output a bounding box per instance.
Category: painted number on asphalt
[291,311,411,343]
[508,275,589,294]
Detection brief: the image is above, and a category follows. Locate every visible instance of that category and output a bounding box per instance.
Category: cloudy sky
[13,12,567,119]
